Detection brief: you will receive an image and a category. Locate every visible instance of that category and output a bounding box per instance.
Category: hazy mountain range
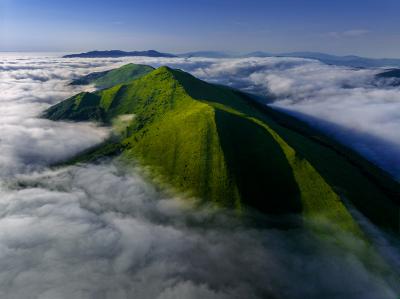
[185,51,400,68]
[64,50,400,68]
[63,50,176,58]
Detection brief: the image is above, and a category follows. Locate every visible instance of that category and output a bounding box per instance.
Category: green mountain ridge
[70,63,154,89]
[44,64,400,234]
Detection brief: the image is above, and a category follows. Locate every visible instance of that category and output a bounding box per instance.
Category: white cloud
[0,164,398,299]
[0,53,399,298]
[0,53,117,177]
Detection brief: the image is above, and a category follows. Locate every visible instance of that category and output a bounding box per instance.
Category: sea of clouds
[1,163,400,299]
[0,53,112,177]
[0,53,399,298]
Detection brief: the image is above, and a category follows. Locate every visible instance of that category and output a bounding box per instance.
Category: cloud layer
[0,163,399,299]
[0,53,114,177]
[0,53,399,298]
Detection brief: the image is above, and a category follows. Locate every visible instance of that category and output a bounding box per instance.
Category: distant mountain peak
[63,50,176,58]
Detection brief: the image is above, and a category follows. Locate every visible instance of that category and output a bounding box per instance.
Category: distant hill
[240,51,273,58]
[63,49,400,68]
[280,52,400,68]
[70,63,154,89]
[376,68,400,78]
[242,51,400,68]
[178,51,232,58]
[63,50,176,58]
[44,64,400,233]
[374,68,400,87]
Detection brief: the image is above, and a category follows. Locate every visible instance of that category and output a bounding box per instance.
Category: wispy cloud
[327,29,370,38]
[0,163,398,299]
[0,54,113,176]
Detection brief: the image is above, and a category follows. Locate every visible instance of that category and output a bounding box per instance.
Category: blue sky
[1,0,400,57]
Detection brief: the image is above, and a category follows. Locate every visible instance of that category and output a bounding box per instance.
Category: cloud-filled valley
[0,53,400,298]
[1,163,399,299]
[0,53,113,177]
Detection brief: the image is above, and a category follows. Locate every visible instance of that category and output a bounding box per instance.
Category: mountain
[279,52,400,67]
[44,64,400,233]
[178,51,233,58]
[70,63,154,89]
[375,68,400,86]
[241,51,273,58]
[376,68,400,79]
[64,49,400,68]
[241,51,400,68]
[63,50,176,58]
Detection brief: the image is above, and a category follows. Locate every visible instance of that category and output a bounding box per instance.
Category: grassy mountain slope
[44,65,400,233]
[71,63,154,89]
[169,67,400,230]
